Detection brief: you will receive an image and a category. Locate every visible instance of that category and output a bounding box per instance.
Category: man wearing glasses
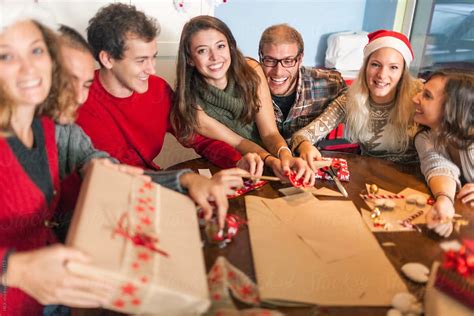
[258,24,347,141]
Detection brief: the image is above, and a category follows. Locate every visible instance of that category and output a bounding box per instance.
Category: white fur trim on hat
[363,36,413,66]
[0,2,58,32]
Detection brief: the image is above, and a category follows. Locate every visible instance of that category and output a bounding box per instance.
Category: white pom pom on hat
[0,2,58,32]
[363,29,414,66]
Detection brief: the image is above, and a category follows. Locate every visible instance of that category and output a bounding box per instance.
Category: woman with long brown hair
[413,69,474,237]
[172,15,314,184]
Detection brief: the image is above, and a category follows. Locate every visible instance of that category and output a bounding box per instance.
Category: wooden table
[169,151,474,316]
[76,151,473,316]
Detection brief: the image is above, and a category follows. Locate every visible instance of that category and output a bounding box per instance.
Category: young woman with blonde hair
[292,30,422,170]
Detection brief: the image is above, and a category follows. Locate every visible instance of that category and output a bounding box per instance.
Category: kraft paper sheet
[246,194,407,306]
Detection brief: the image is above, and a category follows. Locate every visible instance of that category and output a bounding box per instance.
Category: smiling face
[61,46,95,106]
[260,42,302,96]
[188,28,231,90]
[365,47,404,104]
[413,76,446,129]
[102,35,157,97]
[0,20,52,109]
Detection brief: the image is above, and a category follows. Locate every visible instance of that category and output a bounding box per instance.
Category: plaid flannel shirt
[273,66,347,141]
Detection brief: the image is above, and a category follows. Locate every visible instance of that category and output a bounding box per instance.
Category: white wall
[36,0,214,85]
[2,0,213,168]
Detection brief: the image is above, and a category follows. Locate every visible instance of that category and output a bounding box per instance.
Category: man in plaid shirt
[258,24,347,142]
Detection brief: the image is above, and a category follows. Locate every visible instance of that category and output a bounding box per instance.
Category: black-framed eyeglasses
[260,54,301,68]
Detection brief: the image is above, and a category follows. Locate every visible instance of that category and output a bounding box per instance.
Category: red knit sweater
[0,117,60,315]
[77,71,241,170]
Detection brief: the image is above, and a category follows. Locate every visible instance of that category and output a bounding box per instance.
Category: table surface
[76,151,473,316]
[169,151,474,316]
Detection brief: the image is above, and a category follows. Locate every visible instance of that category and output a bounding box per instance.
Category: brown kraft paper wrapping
[66,162,210,315]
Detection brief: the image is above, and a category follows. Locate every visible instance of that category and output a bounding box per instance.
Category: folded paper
[246,194,407,306]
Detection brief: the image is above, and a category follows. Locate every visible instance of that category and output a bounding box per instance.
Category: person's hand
[297,141,322,172]
[426,196,455,237]
[7,245,115,307]
[212,168,249,195]
[457,183,474,208]
[180,170,249,229]
[267,156,315,187]
[84,159,151,182]
[236,153,264,177]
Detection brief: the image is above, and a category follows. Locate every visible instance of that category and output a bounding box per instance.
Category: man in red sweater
[77,3,245,170]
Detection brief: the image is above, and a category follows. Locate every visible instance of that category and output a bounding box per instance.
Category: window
[410,0,474,74]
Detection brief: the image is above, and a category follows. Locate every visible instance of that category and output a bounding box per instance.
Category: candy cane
[399,210,424,229]
[360,194,405,200]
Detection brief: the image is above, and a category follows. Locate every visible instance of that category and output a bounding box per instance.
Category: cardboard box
[66,162,210,315]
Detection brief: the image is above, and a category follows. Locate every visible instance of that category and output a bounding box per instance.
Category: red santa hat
[363,30,414,66]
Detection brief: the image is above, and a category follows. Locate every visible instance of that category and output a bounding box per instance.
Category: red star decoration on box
[131,298,141,306]
[121,283,137,296]
[140,216,151,226]
[138,251,151,261]
[113,299,125,308]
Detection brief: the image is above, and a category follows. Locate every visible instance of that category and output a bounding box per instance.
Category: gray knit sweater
[415,130,474,187]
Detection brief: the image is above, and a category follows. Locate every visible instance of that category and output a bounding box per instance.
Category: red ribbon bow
[442,239,474,277]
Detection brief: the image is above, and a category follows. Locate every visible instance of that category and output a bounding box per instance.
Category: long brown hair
[171,15,260,142]
[35,22,76,123]
[0,21,75,135]
[427,69,474,150]
[0,83,14,136]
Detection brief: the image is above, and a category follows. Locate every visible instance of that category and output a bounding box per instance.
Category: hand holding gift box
[66,162,210,315]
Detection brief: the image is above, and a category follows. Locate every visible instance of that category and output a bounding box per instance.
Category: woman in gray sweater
[413,69,473,237]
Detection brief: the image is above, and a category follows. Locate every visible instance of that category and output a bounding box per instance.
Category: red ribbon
[442,239,474,277]
[113,213,169,257]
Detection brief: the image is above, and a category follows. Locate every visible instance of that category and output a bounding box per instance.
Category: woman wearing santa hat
[291,30,422,165]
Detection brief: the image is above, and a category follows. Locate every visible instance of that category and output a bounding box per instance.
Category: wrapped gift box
[66,162,210,315]
[434,240,474,310]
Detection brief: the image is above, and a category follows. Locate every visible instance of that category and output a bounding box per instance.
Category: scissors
[323,165,348,198]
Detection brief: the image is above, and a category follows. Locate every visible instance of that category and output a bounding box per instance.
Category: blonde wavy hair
[0,21,75,135]
[345,55,422,153]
